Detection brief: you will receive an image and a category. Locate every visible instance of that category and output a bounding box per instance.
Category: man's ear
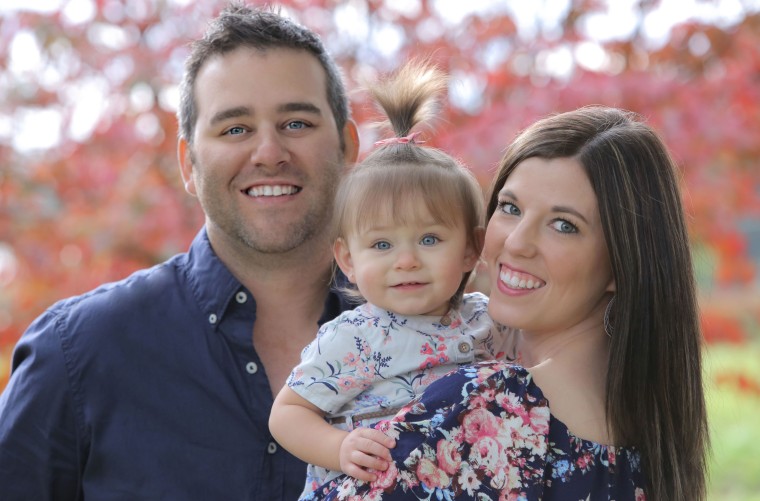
[464,227,486,271]
[333,237,356,284]
[177,138,197,196]
[342,119,360,166]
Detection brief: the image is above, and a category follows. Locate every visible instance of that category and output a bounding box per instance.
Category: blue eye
[286,120,309,130]
[225,126,246,135]
[498,201,520,216]
[420,235,439,246]
[373,241,391,250]
[552,219,578,234]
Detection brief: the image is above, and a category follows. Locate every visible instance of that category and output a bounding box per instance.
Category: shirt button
[458,342,471,354]
[246,361,258,374]
[235,291,247,303]
[267,442,278,454]
[440,315,452,326]
[208,313,218,324]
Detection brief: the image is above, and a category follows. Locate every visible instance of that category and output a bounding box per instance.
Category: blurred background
[1,0,758,498]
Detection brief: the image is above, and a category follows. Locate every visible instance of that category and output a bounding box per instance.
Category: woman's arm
[269,386,395,481]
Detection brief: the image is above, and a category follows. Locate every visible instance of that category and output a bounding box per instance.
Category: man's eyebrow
[278,102,322,115]
[208,102,323,127]
[209,106,251,126]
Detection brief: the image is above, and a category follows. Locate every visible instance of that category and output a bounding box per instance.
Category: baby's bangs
[346,165,468,234]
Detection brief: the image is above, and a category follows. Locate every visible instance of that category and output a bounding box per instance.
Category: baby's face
[335,203,478,317]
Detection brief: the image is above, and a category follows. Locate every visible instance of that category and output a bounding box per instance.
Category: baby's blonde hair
[333,59,485,308]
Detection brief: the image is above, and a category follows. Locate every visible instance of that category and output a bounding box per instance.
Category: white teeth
[500,267,543,290]
[247,185,297,197]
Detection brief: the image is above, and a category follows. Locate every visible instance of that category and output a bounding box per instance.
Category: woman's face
[483,156,615,335]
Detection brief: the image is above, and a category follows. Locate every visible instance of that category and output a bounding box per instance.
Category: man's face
[181,47,352,257]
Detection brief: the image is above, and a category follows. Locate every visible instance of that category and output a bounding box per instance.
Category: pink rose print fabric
[305,362,646,501]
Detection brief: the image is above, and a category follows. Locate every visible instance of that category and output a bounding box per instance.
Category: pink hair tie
[374,131,425,146]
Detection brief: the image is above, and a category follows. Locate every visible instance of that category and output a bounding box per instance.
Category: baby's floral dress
[308,361,646,501]
[290,292,512,499]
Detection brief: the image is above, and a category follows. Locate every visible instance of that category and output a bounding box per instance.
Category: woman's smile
[498,265,545,290]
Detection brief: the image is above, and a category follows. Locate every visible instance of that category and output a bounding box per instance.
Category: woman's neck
[515,318,613,445]
[515,320,607,369]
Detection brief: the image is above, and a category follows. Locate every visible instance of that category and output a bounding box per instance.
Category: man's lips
[499,265,545,290]
[244,184,300,197]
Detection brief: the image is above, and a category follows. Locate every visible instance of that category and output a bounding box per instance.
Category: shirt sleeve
[0,308,83,501]
[461,292,517,360]
[287,312,378,415]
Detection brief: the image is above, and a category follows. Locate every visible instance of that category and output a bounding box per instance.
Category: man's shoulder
[50,254,188,318]
[19,254,199,358]
[7,254,193,394]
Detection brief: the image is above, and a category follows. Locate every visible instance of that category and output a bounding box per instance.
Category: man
[0,4,359,499]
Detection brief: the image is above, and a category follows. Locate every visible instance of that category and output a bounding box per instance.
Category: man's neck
[206,228,337,393]
[208,228,334,319]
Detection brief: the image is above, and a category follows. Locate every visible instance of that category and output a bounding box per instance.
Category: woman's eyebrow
[552,205,589,224]
[501,189,590,224]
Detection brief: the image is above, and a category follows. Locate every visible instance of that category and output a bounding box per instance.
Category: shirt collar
[182,228,243,325]
[184,227,354,327]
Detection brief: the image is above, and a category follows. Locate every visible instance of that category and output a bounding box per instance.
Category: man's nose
[250,127,290,168]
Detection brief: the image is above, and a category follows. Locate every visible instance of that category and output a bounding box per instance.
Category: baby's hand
[338,427,396,482]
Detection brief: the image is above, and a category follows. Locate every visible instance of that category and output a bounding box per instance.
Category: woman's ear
[333,238,356,283]
[464,227,486,271]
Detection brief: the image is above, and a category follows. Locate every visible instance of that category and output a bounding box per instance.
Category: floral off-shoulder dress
[308,361,647,501]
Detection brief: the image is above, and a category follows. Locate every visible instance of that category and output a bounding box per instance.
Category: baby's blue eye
[420,235,439,246]
[373,241,391,250]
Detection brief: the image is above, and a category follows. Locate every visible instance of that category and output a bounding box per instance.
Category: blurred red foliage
[1,1,759,390]
[700,310,746,345]
[715,372,760,398]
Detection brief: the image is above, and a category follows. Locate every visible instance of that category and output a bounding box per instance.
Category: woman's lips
[498,265,545,290]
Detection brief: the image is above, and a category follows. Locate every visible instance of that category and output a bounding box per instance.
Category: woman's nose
[504,221,538,258]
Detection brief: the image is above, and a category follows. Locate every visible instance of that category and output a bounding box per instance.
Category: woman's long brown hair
[486,106,709,501]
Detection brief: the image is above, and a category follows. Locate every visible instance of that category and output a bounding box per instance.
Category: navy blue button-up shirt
[0,228,353,500]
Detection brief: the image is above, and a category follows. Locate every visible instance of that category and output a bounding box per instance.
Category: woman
[311,106,708,500]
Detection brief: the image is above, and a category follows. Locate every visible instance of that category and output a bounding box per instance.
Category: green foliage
[705,343,760,500]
